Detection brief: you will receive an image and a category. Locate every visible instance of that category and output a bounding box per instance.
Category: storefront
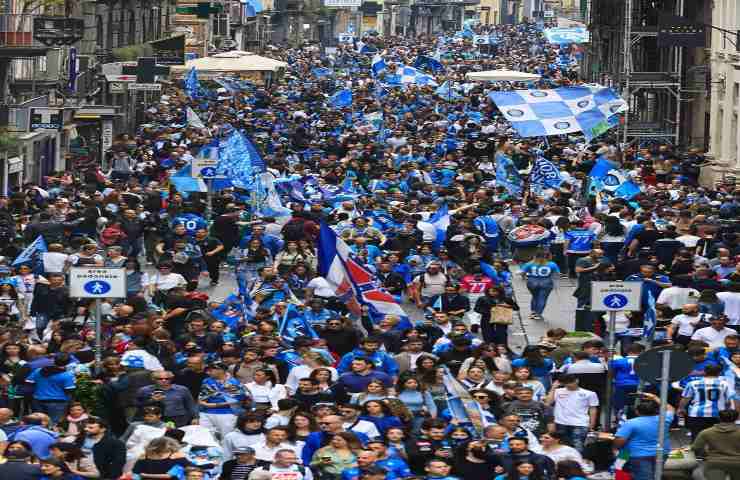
[18,130,59,185]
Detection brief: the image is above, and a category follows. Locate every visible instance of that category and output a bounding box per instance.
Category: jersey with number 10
[681,377,736,418]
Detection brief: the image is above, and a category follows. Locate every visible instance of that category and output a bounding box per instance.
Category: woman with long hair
[55,402,90,442]
[0,282,27,326]
[511,346,555,390]
[273,241,309,276]
[396,374,437,432]
[459,365,489,390]
[474,286,520,346]
[550,216,570,277]
[350,379,394,406]
[222,413,265,460]
[520,251,560,321]
[39,457,80,480]
[234,237,273,296]
[511,367,547,401]
[359,400,404,436]
[310,431,361,479]
[243,368,288,411]
[287,411,319,443]
[122,405,169,472]
[308,367,337,393]
[48,442,98,479]
[599,216,626,264]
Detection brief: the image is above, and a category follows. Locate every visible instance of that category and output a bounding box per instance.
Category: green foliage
[74,373,105,417]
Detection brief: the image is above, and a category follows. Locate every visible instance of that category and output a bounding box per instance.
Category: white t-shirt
[691,326,737,349]
[671,314,702,337]
[676,235,701,248]
[121,349,164,371]
[142,272,188,291]
[306,277,336,298]
[717,291,740,325]
[656,287,700,310]
[344,418,381,439]
[42,252,69,273]
[553,387,599,427]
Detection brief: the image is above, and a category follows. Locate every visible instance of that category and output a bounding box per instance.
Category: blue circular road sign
[200,167,216,177]
[603,293,628,309]
[83,280,111,295]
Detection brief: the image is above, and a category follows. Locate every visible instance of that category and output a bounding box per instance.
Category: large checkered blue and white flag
[397,65,438,87]
[488,85,626,140]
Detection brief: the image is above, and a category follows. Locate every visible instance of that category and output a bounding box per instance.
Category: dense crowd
[0,20,736,480]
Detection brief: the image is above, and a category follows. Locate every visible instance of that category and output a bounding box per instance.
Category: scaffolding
[589,0,684,145]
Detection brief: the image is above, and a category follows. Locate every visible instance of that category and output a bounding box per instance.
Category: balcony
[0,14,84,58]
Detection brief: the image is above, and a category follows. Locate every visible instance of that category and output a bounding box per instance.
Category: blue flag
[279,304,318,344]
[589,156,618,179]
[184,67,201,99]
[614,179,641,200]
[12,235,47,272]
[371,54,387,76]
[480,261,499,282]
[210,294,249,330]
[495,152,523,196]
[330,89,353,108]
[435,81,459,101]
[413,55,445,73]
[429,204,450,250]
[217,131,265,188]
[312,67,333,77]
[531,156,563,193]
[644,289,657,342]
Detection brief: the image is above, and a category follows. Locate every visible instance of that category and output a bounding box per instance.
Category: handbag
[490,305,513,325]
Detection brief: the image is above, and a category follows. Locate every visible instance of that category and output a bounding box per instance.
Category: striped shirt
[681,377,736,418]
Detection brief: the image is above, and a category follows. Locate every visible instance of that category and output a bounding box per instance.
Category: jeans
[32,399,68,425]
[625,456,661,480]
[526,277,554,315]
[555,424,589,452]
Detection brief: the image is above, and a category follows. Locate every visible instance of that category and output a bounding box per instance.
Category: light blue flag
[429,204,450,251]
[184,67,201,99]
[330,89,353,108]
[371,54,387,76]
[495,152,523,196]
[279,304,318,345]
[217,131,254,189]
[531,156,563,193]
[12,235,47,270]
[169,164,208,194]
[256,172,291,219]
[614,179,641,200]
[644,289,657,342]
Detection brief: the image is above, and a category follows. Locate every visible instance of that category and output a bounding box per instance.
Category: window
[128,10,136,45]
[96,15,104,47]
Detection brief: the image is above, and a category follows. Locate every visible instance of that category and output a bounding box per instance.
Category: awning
[465,69,542,82]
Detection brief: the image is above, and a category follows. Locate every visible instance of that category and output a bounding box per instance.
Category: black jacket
[0,459,42,480]
[30,284,74,319]
[75,434,126,479]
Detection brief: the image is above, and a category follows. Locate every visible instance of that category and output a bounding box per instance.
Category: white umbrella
[465,69,541,82]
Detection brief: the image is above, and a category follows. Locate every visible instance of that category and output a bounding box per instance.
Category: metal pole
[94,298,102,374]
[603,310,618,430]
[206,177,213,221]
[622,0,632,144]
[654,349,672,480]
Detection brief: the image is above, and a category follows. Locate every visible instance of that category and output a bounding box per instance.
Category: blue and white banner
[488,85,626,140]
[530,156,564,193]
[396,65,438,87]
[544,27,590,44]
[495,152,523,196]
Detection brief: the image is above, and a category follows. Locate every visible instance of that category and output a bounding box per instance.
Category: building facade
[705,0,740,185]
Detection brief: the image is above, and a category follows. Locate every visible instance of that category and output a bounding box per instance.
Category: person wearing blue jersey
[678,364,737,440]
[563,221,597,279]
[337,337,400,378]
[609,343,645,414]
[520,251,560,321]
[625,264,671,311]
[367,440,413,479]
[612,392,675,480]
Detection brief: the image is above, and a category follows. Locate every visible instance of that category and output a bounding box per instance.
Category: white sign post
[69,267,127,372]
[591,280,642,429]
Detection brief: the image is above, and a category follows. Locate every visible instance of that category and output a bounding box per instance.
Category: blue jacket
[359,415,404,435]
[376,456,412,478]
[337,348,400,377]
[12,424,59,458]
[301,430,369,466]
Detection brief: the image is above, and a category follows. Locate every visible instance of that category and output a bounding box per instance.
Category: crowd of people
[0,19,736,480]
